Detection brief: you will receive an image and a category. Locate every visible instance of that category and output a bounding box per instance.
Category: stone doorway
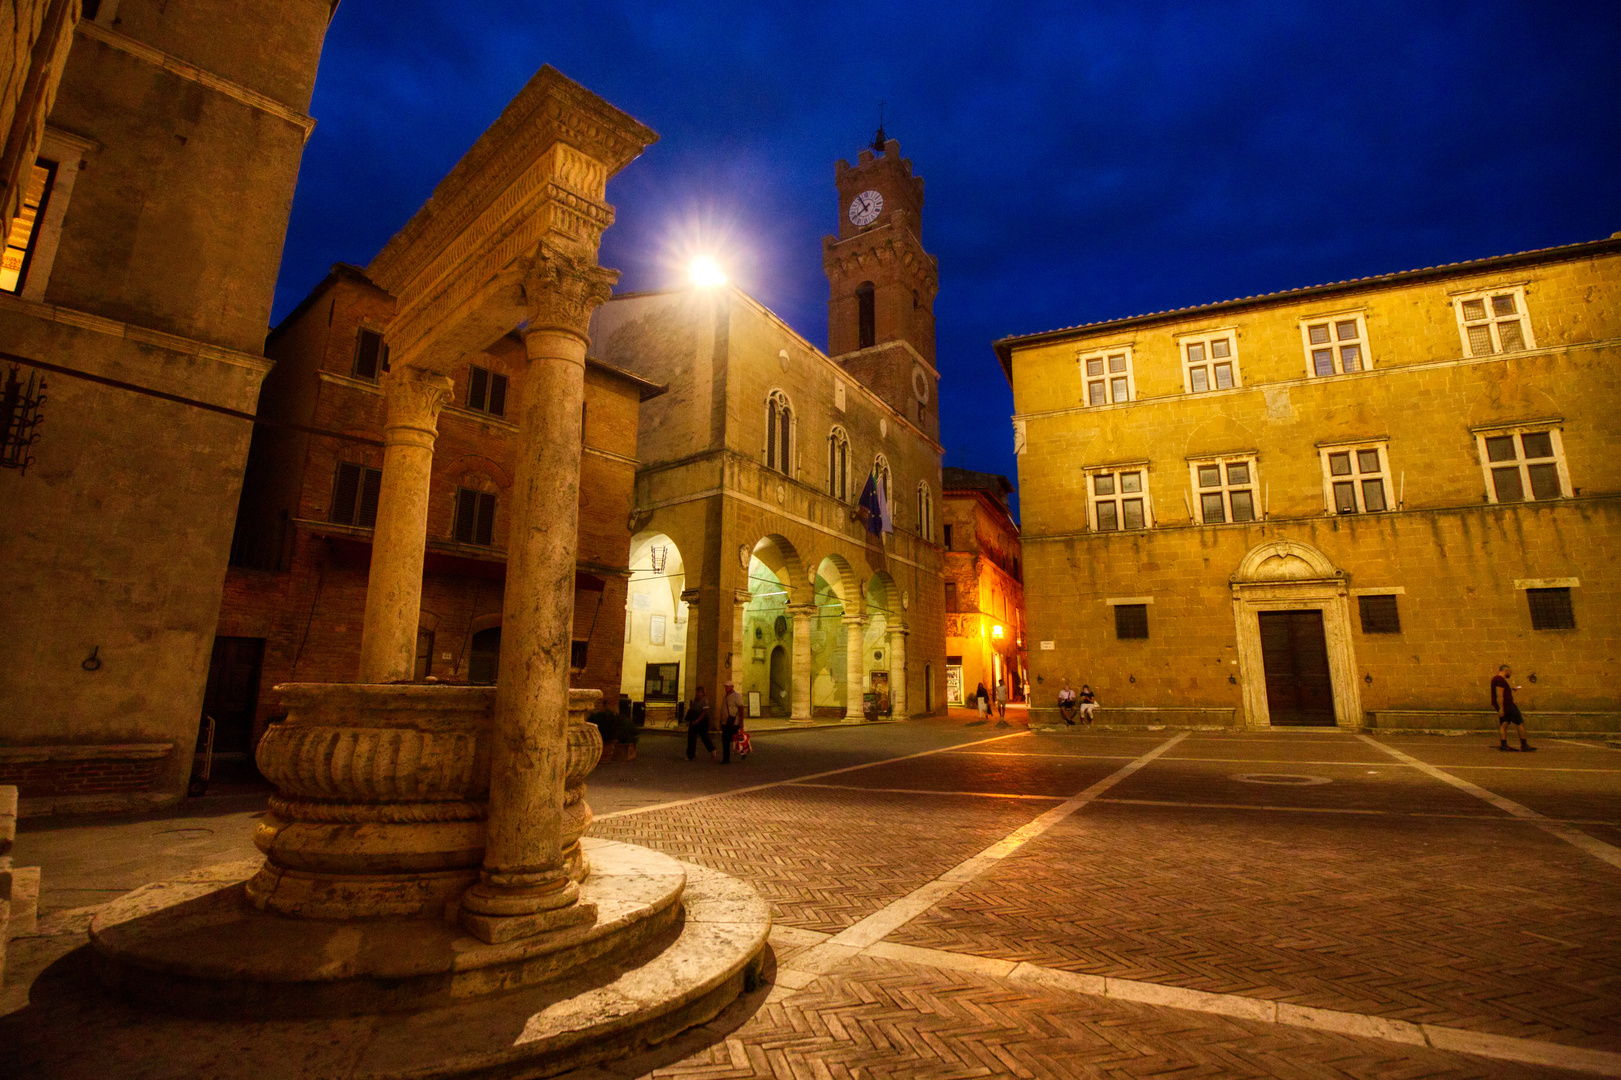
[1258,610,1335,726]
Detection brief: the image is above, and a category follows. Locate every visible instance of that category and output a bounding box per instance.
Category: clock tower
[823,137,940,439]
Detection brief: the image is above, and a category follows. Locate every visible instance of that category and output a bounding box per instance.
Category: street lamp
[689,257,727,288]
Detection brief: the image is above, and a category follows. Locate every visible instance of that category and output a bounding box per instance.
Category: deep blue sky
[277,1,1621,499]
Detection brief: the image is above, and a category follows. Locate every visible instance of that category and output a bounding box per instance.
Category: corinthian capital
[521,246,620,341]
[380,366,455,439]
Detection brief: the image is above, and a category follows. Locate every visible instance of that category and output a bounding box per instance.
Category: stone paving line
[756,926,1621,1078]
[1357,734,1621,870]
[767,734,1189,992]
[753,731,1621,1077]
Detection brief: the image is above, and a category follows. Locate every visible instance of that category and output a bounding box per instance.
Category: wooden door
[1258,610,1335,726]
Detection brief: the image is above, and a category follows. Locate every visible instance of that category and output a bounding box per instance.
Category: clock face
[848,189,883,227]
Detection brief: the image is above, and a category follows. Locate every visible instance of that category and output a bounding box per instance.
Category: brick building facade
[941,468,1026,706]
[214,264,662,755]
[998,235,1621,734]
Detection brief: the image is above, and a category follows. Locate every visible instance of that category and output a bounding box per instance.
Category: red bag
[734,730,752,758]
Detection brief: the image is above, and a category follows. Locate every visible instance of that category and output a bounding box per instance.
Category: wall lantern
[991,624,1005,640]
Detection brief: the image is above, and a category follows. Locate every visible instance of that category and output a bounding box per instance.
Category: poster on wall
[946,664,963,705]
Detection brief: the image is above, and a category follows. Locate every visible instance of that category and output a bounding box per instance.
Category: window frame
[827,425,851,502]
[351,327,388,381]
[873,453,894,524]
[1176,328,1241,394]
[916,480,933,541]
[1078,344,1136,407]
[1187,454,1260,526]
[1473,424,1569,505]
[1114,603,1149,640]
[1318,441,1392,515]
[453,486,497,546]
[765,388,795,476]
[1452,284,1535,358]
[1525,587,1576,631]
[329,461,382,529]
[0,158,57,296]
[465,363,509,417]
[1357,593,1402,634]
[1086,462,1153,532]
[1298,311,1372,378]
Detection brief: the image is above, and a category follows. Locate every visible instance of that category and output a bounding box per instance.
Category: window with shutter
[330,462,383,527]
[454,487,497,546]
[353,330,385,380]
[465,365,508,417]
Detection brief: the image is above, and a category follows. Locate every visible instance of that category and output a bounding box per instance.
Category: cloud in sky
[278,0,1621,492]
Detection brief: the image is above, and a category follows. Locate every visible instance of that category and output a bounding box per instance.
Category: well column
[459,253,618,944]
[357,367,454,682]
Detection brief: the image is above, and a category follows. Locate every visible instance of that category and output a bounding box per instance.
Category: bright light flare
[689,257,728,288]
[991,624,1006,640]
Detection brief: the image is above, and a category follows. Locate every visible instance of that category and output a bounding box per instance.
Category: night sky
[276,1,1621,509]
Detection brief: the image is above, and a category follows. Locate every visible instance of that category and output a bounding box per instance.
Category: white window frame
[827,424,851,502]
[1188,455,1260,525]
[1086,462,1153,532]
[1318,441,1392,515]
[1473,423,1569,504]
[1078,344,1135,407]
[1299,311,1371,378]
[1177,328,1241,394]
[1452,284,1535,358]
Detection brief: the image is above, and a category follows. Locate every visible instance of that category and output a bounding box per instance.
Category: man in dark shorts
[1491,664,1535,752]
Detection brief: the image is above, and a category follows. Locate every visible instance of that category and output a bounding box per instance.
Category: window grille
[1358,594,1401,634]
[1526,587,1575,631]
[1114,604,1149,639]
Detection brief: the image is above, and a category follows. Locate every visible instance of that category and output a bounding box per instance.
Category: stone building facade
[941,468,1026,706]
[0,0,333,813]
[214,263,663,757]
[595,138,947,722]
[998,235,1621,734]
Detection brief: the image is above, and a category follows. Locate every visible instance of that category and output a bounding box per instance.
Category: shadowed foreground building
[998,234,1621,733]
[0,0,333,812]
[940,467,1026,705]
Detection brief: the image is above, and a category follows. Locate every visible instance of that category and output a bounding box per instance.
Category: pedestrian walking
[1057,680,1078,725]
[994,680,1009,719]
[1078,685,1098,725]
[1491,664,1535,752]
[685,686,716,761]
[974,681,989,718]
[721,681,744,764]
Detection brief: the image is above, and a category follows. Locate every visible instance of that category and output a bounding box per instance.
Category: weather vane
[871,101,887,153]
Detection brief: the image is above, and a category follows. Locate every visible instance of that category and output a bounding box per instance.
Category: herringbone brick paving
[587,785,1039,933]
[579,953,1576,1080]
[892,801,1621,1052]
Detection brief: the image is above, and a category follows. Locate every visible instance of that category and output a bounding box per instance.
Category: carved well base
[251,683,600,920]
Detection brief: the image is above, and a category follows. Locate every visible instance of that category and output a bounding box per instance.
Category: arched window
[856,281,875,349]
[873,453,893,522]
[766,389,793,474]
[916,481,933,541]
[827,425,850,501]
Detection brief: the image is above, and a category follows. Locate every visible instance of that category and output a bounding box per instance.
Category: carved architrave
[522,245,619,341]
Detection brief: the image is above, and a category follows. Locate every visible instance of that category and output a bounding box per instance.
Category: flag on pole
[877,470,893,534]
[858,471,882,535]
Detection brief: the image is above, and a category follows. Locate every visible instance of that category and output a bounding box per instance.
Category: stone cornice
[822,221,939,295]
[368,66,656,294]
[76,21,316,140]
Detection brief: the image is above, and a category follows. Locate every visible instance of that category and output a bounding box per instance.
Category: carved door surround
[1229,539,1363,730]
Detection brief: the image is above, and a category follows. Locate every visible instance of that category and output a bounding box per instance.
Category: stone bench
[1030,706,1239,730]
